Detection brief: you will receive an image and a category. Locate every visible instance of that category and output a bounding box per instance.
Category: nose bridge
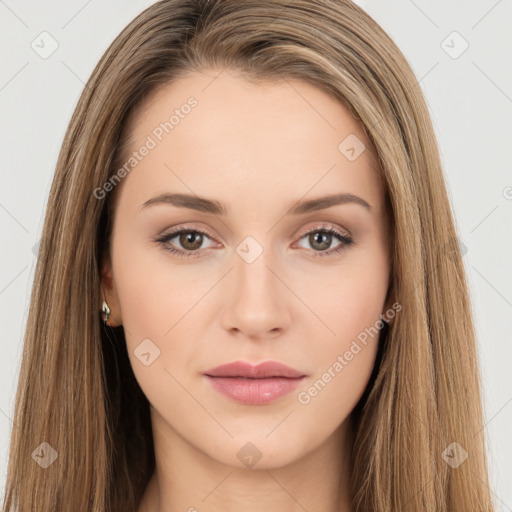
[235,233,279,303]
[221,233,290,337]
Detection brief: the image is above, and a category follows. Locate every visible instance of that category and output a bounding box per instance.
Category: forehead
[114,69,385,218]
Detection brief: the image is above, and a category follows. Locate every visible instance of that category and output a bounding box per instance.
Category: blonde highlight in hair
[3,1,495,510]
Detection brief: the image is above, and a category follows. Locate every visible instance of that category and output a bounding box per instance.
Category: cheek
[113,230,201,335]
[293,248,389,345]
[111,236,203,390]
[292,250,388,412]
[292,280,385,441]
[298,288,383,412]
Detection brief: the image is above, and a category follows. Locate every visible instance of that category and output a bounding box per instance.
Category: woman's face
[102,69,392,469]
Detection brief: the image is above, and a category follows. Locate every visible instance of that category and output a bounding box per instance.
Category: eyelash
[154,224,354,259]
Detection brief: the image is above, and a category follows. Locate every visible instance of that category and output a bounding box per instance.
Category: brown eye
[178,231,204,251]
[155,227,215,258]
[296,226,354,258]
[308,231,332,251]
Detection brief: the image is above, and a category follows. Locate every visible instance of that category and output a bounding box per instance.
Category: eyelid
[294,221,351,239]
[158,222,214,236]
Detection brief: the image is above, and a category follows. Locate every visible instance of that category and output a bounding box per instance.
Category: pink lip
[203,360,307,405]
[204,360,306,378]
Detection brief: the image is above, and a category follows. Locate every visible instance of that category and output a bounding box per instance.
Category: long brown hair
[3,1,495,510]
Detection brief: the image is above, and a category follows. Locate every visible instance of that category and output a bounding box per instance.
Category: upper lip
[203,360,306,379]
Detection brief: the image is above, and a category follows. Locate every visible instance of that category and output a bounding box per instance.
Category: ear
[100,256,122,327]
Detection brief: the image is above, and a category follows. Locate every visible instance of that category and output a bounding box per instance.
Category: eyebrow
[139,192,372,216]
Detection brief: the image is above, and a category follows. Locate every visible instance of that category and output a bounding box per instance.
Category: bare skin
[101,68,393,512]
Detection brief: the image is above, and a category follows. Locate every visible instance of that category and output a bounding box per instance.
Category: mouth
[203,360,307,405]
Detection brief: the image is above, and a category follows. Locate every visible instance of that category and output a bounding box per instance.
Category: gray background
[1,0,511,508]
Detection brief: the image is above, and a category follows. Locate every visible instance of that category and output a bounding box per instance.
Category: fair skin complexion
[101,68,393,512]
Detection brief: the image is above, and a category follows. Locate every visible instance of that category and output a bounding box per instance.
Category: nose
[220,243,292,341]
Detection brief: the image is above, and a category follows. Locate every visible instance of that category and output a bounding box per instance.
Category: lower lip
[205,375,306,405]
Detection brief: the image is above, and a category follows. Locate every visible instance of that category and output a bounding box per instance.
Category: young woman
[3,1,496,511]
